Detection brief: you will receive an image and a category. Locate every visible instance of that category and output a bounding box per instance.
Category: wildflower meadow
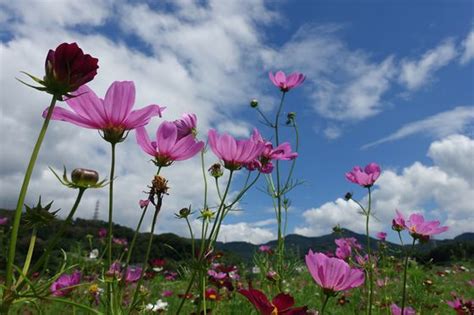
[0,40,472,315]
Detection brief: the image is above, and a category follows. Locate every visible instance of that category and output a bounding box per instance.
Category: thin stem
[129,196,162,313]
[202,276,207,315]
[274,91,286,291]
[321,294,331,315]
[124,204,149,268]
[29,188,86,275]
[201,149,208,208]
[4,94,58,293]
[283,121,299,192]
[185,217,195,259]
[106,142,116,315]
[255,107,274,127]
[366,186,373,315]
[401,238,416,315]
[17,228,37,287]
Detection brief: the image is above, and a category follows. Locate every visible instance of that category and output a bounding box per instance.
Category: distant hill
[0,209,472,269]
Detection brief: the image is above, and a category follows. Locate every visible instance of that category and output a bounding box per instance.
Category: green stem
[29,188,86,274]
[401,238,416,315]
[17,228,37,288]
[321,294,331,315]
[106,142,116,315]
[201,149,208,209]
[366,187,373,315]
[208,171,234,247]
[274,91,286,291]
[124,204,149,268]
[129,196,162,313]
[4,94,58,294]
[282,121,299,193]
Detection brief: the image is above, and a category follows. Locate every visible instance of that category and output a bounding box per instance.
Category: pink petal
[65,85,107,127]
[135,127,156,156]
[156,121,178,154]
[46,106,100,129]
[103,81,136,125]
[123,104,165,129]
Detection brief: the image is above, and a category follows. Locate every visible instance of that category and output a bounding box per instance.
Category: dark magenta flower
[50,270,81,297]
[22,43,98,97]
[346,163,381,188]
[43,43,99,96]
[98,227,107,239]
[238,288,308,315]
[406,213,448,241]
[269,71,305,92]
[0,217,8,226]
[447,296,474,315]
[305,250,365,293]
[390,303,416,315]
[45,81,165,143]
[208,129,265,171]
[136,120,204,167]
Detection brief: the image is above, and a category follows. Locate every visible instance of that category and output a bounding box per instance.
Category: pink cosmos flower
[208,269,227,281]
[405,213,448,241]
[164,271,178,281]
[125,266,142,283]
[305,250,365,293]
[376,232,387,241]
[162,290,173,297]
[50,270,81,296]
[392,210,406,231]
[136,120,204,167]
[139,199,150,209]
[45,81,165,143]
[173,113,197,140]
[246,129,298,173]
[390,303,416,315]
[345,163,381,188]
[208,129,265,170]
[269,71,305,92]
[0,217,8,226]
[258,245,273,254]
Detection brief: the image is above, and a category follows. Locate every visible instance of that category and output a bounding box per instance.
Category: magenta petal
[156,121,178,154]
[274,71,286,84]
[46,106,99,129]
[103,81,136,125]
[123,104,165,129]
[65,85,107,127]
[135,127,156,156]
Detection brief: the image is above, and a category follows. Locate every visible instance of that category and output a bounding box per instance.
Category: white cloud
[265,25,397,122]
[0,0,279,239]
[399,40,457,90]
[296,135,474,238]
[362,106,474,149]
[460,29,474,65]
[217,222,276,244]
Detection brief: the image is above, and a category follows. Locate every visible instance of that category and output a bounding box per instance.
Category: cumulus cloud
[296,135,474,238]
[460,29,474,65]
[0,0,278,238]
[399,40,457,90]
[264,25,397,123]
[362,106,474,149]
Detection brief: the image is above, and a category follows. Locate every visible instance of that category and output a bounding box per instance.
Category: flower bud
[208,163,223,178]
[344,192,353,201]
[250,99,259,108]
[176,207,192,219]
[200,208,215,221]
[71,168,99,187]
[286,112,296,125]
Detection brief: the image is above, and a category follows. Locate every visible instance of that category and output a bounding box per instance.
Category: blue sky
[0,0,473,244]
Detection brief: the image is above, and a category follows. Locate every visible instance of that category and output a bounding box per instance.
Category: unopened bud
[71,168,99,187]
[250,99,259,108]
[200,208,215,220]
[208,163,223,178]
[344,192,353,201]
[286,112,296,125]
[176,207,192,219]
